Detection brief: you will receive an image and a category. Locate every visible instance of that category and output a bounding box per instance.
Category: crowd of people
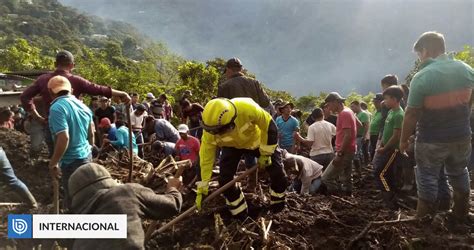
[0,30,473,248]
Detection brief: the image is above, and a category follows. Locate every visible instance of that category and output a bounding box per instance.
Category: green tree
[455,46,474,67]
[0,38,53,71]
[176,61,220,103]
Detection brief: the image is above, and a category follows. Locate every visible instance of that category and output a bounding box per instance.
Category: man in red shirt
[321,92,357,196]
[175,124,200,167]
[20,50,130,156]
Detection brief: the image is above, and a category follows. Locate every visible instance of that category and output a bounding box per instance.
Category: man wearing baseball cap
[98,117,117,142]
[21,50,130,157]
[47,75,95,209]
[321,92,357,196]
[217,57,271,110]
[276,101,300,153]
[175,124,200,171]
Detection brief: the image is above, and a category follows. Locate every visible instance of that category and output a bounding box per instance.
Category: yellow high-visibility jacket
[199,98,277,182]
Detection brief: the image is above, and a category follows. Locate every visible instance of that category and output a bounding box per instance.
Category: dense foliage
[0,0,472,115]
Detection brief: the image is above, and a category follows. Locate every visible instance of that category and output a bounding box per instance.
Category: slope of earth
[0,128,473,249]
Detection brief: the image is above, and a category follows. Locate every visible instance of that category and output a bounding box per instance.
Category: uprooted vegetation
[0,129,473,249]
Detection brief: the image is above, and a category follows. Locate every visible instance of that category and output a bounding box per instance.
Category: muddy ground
[0,128,473,249]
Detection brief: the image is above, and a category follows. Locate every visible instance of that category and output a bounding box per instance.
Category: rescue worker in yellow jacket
[195,98,288,216]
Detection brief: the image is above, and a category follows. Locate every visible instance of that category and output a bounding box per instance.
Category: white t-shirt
[290,154,323,194]
[307,120,336,156]
[130,111,148,131]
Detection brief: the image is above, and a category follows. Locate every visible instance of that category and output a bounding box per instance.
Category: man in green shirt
[369,94,384,160]
[373,86,404,210]
[400,31,473,223]
[350,101,370,178]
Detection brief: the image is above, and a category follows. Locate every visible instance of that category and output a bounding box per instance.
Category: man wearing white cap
[143,92,155,112]
[47,75,95,209]
[175,124,200,166]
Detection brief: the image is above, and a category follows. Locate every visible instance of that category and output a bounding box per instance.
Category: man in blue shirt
[104,121,138,155]
[276,102,300,153]
[98,117,117,141]
[144,116,180,143]
[48,75,95,209]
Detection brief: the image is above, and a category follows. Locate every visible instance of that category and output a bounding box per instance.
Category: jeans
[29,119,46,157]
[44,126,54,158]
[415,139,471,203]
[310,153,334,169]
[321,152,355,193]
[0,147,35,204]
[189,123,203,140]
[355,137,364,164]
[292,177,322,194]
[373,149,400,192]
[280,145,295,154]
[61,155,92,209]
[133,131,144,158]
[369,135,378,161]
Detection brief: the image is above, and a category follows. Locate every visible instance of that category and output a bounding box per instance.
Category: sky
[61,0,474,96]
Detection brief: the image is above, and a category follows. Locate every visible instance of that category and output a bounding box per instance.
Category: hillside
[0,0,189,99]
[0,0,472,113]
[61,0,474,95]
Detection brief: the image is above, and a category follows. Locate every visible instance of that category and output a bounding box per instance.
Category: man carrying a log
[68,163,182,249]
[196,98,288,217]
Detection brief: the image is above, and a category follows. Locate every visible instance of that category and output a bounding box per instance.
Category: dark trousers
[219,147,288,203]
[189,123,203,140]
[44,126,54,158]
[310,153,334,170]
[133,131,144,158]
[369,134,378,161]
[362,138,370,164]
[373,150,400,192]
[61,156,92,210]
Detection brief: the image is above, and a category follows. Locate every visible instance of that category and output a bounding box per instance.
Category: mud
[0,129,473,249]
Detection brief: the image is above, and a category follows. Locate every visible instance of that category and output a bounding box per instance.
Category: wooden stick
[53,178,59,214]
[144,160,190,240]
[347,217,418,248]
[330,195,357,206]
[0,203,23,206]
[126,104,134,183]
[147,165,258,240]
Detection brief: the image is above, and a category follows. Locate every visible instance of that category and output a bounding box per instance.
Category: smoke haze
[60,0,474,96]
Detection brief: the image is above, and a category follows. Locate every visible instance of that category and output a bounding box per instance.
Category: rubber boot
[437,198,452,212]
[401,167,415,192]
[416,198,436,219]
[353,159,361,180]
[382,191,399,210]
[452,192,470,222]
[16,188,38,209]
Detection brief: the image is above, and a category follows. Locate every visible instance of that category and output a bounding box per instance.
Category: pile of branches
[95,151,193,192]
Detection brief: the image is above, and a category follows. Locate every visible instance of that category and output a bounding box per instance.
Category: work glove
[195,181,209,211]
[258,155,272,169]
